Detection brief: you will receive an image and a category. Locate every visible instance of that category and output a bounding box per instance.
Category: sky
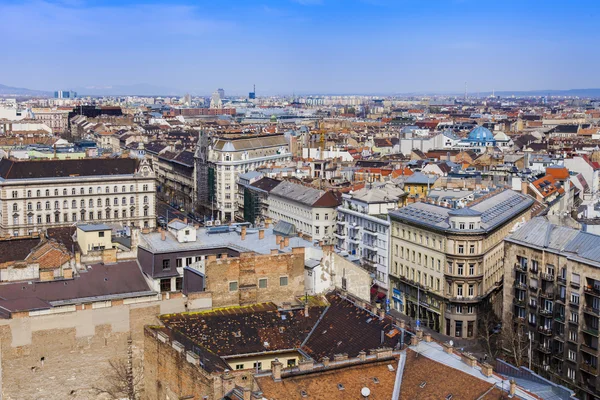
[1,0,600,95]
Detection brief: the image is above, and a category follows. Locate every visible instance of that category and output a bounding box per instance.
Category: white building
[196,133,292,222]
[0,158,156,237]
[268,180,341,242]
[335,183,405,293]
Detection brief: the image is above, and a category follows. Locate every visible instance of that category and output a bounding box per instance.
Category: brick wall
[206,248,305,307]
[0,298,188,399]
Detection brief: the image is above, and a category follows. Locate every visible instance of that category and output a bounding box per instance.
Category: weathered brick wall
[206,248,306,307]
[0,298,187,400]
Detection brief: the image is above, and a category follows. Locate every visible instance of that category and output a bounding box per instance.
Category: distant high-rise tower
[54,90,77,99]
[249,84,256,99]
[217,88,225,99]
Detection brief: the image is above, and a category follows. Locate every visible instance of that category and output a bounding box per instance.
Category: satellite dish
[449,340,454,347]
[361,387,371,397]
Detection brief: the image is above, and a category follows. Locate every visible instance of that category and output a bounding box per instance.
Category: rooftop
[390,189,534,233]
[77,223,111,232]
[0,158,139,180]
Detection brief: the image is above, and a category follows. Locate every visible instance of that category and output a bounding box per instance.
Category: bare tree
[499,321,530,368]
[93,337,143,400]
[478,305,501,360]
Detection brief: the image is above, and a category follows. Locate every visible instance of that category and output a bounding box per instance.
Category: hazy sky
[1,0,599,95]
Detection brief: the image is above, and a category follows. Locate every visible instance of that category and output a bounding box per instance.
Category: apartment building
[31,108,70,133]
[503,218,600,399]
[335,182,406,293]
[389,189,534,338]
[195,132,292,222]
[268,180,341,242]
[0,158,156,237]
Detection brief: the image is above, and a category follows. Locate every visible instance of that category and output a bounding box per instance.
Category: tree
[92,337,144,400]
[478,305,501,361]
[499,321,531,368]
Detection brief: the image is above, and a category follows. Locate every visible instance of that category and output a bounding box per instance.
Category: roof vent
[373,377,380,384]
[446,395,453,400]
[337,384,345,391]
[419,381,427,388]
[233,331,241,338]
[300,390,308,398]
[387,364,395,372]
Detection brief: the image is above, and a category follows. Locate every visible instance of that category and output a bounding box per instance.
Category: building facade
[267,180,341,242]
[389,189,534,338]
[0,158,156,237]
[335,183,406,294]
[503,218,600,399]
[195,133,292,222]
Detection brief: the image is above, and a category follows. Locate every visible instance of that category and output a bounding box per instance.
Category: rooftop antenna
[464,82,467,101]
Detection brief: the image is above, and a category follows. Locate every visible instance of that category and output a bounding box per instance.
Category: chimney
[242,388,251,400]
[284,237,289,247]
[241,226,247,240]
[304,303,309,317]
[275,235,281,246]
[222,370,235,396]
[265,219,271,228]
[161,230,166,241]
[358,351,366,362]
[259,229,265,240]
[280,239,285,250]
[509,380,516,397]
[183,217,188,224]
[271,359,282,382]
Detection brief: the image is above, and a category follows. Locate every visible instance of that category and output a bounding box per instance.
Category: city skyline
[2,0,600,95]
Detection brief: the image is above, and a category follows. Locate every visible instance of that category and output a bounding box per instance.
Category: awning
[377,292,386,300]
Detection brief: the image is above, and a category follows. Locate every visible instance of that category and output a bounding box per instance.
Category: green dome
[270,114,277,122]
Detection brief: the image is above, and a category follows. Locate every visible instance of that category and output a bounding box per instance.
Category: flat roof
[77,223,111,232]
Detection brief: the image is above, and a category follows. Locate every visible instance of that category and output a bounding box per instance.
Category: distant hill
[0,84,52,97]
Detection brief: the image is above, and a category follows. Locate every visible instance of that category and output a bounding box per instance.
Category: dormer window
[469,222,474,229]
[459,223,465,230]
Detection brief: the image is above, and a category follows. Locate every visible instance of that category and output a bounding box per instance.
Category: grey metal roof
[77,223,111,232]
[448,208,482,217]
[167,221,188,231]
[270,181,324,206]
[390,189,533,233]
[507,217,600,266]
[404,172,438,185]
[273,220,297,237]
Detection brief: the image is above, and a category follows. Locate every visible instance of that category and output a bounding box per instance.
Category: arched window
[54,201,59,209]
[89,187,93,194]
[97,199,102,207]
[45,201,50,210]
[63,200,68,208]
[97,187,102,193]
[12,204,18,212]
[36,202,41,210]
[27,190,31,198]
[72,200,77,208]
[113,186,118,193]
[80,199,85,208]
[113,198,118,206]
[130,185,134,192]
[89,199,93,208]
[130,196,134,204]
[122,197,126,205]
[46,189,50,196]
[71,188,76,195]
[27,202,32,211]
[36,190,41,197]
[105,198,110,206]
[80,188,85,195]
[105,187,109,193]
[54,189,58,196]
[143,196,148,204]
[63,189,67,195]
[121,186,126,192]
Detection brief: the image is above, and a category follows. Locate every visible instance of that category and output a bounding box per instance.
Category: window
[459,222,465,230]
[468,222,474,229]
[457,245,464,254]
[114,210,119,219]
[259,278,268,289]
[457,264,464,275]
[114,198,118,206]
[569,312,578,324]
[130,185,134,192]
[36,202,41,210]
[105,187,109,193]
[89,212,94,220]
[27,202,32,211]
[98,211,102,219]
[37,215,42,224]
[54,189,58,196]
[143,184,148,191]
[235,364,244,370]
[45,189,50,196]
[571,273,580,287]
[89,199,94,208]
[122,197,126,205]
[469,264,475,275]
[175,277,183,291]
[63,189,67,195]
[72,213,76,222]
[468,284,474,297]
[121,186,126,193]
[457,285,463,297]
[71,188,76,195]
[568,330,577,342]
[160,279,171,292]
[568,349,576,361]
[567,368,575,380]
[469,244,475,254]
[315,226,320,235]
[143,196,148,204]
[176,258,183,268]
[253,362,262,371]
[89,188,93,194]
[229,281,238,291]
[11,190,18,198]
[456,305,462,314]
[325,214,329,220]
[105,198,110,206]
[280,276,288,286]
[99,231,105,238]
[570,292,580,305]
[46,215,51,223]
[316,213,320,220]
[130,196,135,204]
[143,208,148,217]
[36,190,41,197]
[287,359,296,367]
[27,190,31,198]
[162,259,170,270]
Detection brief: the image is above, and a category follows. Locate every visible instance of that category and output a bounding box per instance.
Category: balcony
[538,326,553,336]
[333,232,345,239]
[557,276,567,285]
[582,326,600,337]
[539,291,554,300]
[514,263,527,273]
[571,281,581,290]
[514,298,526,307]
[553,352,564,361]
[515,281,527,290]
[362,242,377,251]
[363,230,377,238]
[569,300,580,309]
[580,362,599,376]
[554,315,565,324]
[539,308,553,317]
[555,296,566,305]
[584,286,600,297]
[581,343,599,355]
[449,295,481,304]
[336,220,347,226]
[541,273,555,282]
[529,267,539,274]
[347,236,360,244]
[537,344,552,354]
[584,306,600,316]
